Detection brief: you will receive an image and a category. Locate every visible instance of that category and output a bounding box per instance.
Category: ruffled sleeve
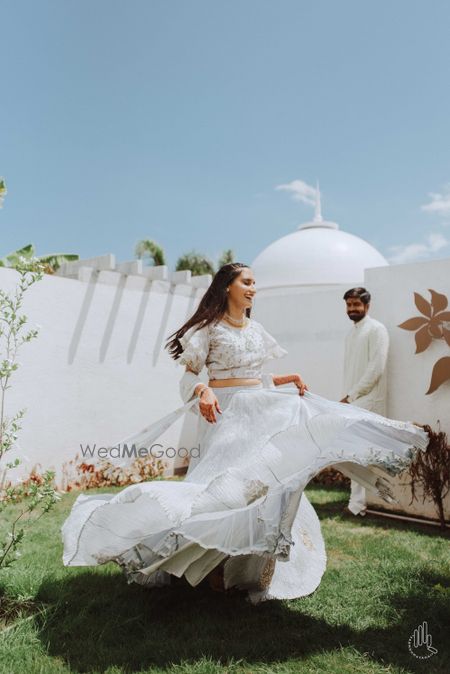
[178,325,210,404]
[258,323,288,362]
[179,325,210,374]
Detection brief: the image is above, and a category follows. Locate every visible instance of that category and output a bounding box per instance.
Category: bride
[61,262,429,604]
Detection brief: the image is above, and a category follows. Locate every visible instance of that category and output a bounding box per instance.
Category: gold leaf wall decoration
[426,357,450,395]
[398,288,450,395]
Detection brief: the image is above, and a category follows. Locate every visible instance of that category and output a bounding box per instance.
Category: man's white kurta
[342,314,389,415]
[342,313,389,515]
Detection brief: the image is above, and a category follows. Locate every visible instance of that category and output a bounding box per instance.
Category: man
[340,287,389,516]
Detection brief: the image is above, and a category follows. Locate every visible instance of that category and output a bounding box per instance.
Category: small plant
[0,257,60,570]
[0,468,58,568]
[405,423,450,530]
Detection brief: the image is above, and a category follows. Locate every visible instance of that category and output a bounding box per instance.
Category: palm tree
[218,248,234,268]
[0,178,6,209]
[0,244,79,273]
[176,251,215,276]
[0,180,78,272]
[135,239,166,266]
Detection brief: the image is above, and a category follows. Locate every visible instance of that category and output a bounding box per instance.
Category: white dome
[251,191,388,289]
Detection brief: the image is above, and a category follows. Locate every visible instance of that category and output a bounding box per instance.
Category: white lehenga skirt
[61,383,429,604]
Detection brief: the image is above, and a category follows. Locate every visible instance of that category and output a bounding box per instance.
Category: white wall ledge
[55,255,211,289]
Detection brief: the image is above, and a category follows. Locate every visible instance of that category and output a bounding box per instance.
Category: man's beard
[348,312,365,322]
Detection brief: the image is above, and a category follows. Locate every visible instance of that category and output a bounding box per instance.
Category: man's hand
[198,387,222,423]
[340,395,350,404]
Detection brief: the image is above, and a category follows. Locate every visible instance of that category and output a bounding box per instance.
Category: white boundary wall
[0,263,210,485]
[1,255,449,509]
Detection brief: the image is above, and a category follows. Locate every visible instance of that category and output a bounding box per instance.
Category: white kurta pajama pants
[341,315,390,516]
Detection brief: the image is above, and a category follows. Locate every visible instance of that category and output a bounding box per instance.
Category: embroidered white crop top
[178,318,287,381]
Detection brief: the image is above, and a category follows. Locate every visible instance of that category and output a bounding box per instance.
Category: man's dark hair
[343,287,371,305]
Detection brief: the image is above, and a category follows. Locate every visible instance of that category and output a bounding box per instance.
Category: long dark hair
[165,262,251,360]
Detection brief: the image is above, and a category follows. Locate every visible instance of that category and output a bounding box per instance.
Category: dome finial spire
[297,181,339,230]
[314,179,323,222]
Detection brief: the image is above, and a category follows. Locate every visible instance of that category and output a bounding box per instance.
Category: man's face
[345,297,369,322]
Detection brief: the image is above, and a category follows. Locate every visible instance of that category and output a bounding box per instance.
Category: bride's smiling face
[227,267,256,309]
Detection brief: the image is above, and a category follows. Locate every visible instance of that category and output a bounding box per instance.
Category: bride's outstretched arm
[272,373,308,395]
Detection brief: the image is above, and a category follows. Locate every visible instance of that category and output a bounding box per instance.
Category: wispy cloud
[388,181,450,263]
[275,179,316,206]
[387,232,450,264]
[421,182,450,220]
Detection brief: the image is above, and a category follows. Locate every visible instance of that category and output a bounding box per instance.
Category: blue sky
[1,0,450,269]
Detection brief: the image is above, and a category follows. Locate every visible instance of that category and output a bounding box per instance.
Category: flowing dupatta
[105,386,426,509]
[106,396,199,468]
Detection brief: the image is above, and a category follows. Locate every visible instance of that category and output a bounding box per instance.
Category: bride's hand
[292,373,308,396]
[198,387,222,423]
[272,373,308,395]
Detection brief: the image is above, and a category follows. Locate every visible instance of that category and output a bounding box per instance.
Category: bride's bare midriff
[208,378,261,388]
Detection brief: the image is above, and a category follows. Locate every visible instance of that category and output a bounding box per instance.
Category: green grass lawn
[0,485,449,674]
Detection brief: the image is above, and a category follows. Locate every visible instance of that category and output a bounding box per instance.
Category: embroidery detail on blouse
[178,319,287,380]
